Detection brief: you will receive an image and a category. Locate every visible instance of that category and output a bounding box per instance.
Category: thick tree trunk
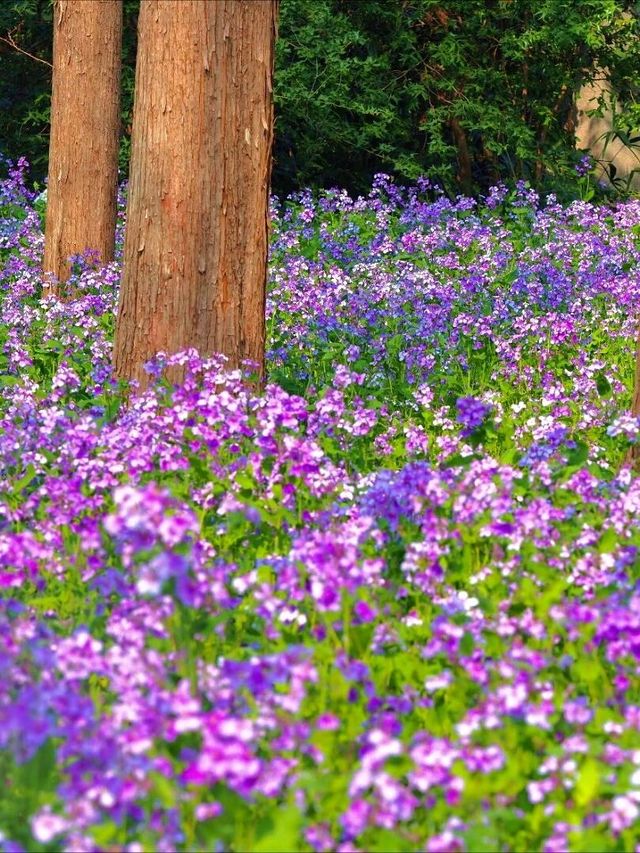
[114,0,278,390]
[44,0,122,292]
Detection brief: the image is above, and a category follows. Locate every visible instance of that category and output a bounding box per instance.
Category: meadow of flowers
[2,156,640,852]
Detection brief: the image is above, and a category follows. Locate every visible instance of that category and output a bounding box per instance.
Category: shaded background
[1,0,639,198]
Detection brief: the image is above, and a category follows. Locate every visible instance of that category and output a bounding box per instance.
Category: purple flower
[575,155,593,177]
[456,396,492,436]
[316,713,340,731]
[353,600,377,623]
[564,697,593,725]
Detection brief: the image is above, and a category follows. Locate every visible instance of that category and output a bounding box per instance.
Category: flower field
[3,159,640,851]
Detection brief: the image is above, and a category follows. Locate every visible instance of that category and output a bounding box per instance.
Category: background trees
[113,0,278,388]
[2,0,639,198]
[43,0,122,286]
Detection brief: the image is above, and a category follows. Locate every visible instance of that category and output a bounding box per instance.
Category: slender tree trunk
[449,118,473,196]
[44,0,122,293]
[114,0,278,390]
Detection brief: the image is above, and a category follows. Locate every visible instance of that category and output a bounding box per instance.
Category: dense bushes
[1,0,639,196]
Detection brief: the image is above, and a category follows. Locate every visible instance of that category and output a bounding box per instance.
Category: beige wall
[575,75,640,191]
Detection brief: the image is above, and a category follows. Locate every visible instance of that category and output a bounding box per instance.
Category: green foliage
[275,0,640,196]
[0,0,53,179]
[274,0,425,192]
[0,0,138,183]
[1,0,639,195]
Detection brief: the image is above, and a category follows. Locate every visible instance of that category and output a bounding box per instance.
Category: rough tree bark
[44,0,122,292]
[449,118,473,197]
[113,0,279,390]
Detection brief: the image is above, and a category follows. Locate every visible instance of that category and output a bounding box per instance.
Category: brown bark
[43,0,122,292]
[449,118,473,196]
[113,0,278,390]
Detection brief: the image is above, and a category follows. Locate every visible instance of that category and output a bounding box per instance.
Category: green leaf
[571,658,602,685]
[462,825,500,852]
[0,374,20,387]
[387,334,404,359]
[91,822,121,847]
[459,631,475,656]
[149,771,177,808]
[566,440,589,467]
[595,372,612,398]
[367,828,414,852]
[598,527,618,554]
[252,806,302,853]
[569,828,613,853]
[12,463,37,494]
[575,758,600,807]
[443,452,476,468]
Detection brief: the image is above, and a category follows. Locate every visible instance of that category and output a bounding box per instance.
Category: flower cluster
[0,159,640,850]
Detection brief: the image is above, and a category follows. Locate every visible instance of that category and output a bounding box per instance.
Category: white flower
[32,809,67,844]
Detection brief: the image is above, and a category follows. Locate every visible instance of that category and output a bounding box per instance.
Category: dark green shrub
[0,0,638,197]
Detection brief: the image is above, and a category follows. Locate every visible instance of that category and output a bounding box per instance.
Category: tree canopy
[1,0,639,196]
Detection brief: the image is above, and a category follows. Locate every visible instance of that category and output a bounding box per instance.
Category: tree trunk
[114,0,278,390]
[449,118,473,196]
[44,0,122,292]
